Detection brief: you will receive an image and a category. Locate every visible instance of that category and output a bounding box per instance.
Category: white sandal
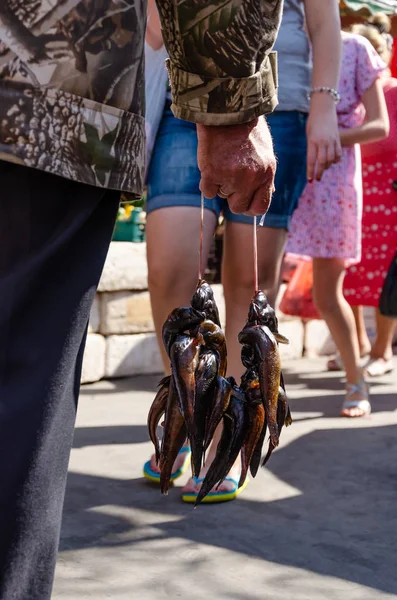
[364,358,393,378]
[341,381,371,418]
[328,351,370,372]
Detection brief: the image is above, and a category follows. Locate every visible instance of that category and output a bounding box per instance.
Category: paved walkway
[53,357,397,600]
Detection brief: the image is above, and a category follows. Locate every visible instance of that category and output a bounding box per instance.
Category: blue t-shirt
[274,0,312,113]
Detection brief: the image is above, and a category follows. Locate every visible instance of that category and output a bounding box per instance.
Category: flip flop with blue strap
[181,475,249,504]
[143,446,191,483]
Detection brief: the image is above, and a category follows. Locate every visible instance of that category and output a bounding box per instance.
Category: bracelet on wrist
[308,86,341,105]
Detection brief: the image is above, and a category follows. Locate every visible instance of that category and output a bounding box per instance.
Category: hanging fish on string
[146,204,292,504]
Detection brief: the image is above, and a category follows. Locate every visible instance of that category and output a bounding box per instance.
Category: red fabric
[391,38,397,79]
[344,79,397,307]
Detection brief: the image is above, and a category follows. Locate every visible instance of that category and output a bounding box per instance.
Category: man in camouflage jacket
[0,1,282,598]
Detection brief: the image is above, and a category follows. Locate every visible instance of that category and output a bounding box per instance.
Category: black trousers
[0,162,120,599]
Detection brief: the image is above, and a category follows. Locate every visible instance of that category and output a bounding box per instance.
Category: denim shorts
[147,104,308,229]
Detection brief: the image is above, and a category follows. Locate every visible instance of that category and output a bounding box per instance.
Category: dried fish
[239,371,265,487]
[203,375,232,453]
[191,279,221,327]
[194,410,235,506]
[170,332,203,472]
[159,378,187,495]
[162,306,203,357]
[147,375,170,464]
[238,325,281,447]
[148,281,292,506]
[194,350,218,475]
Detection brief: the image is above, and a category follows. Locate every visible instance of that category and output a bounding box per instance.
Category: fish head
[247,291,281,333]
[247,291,269,322]
[191,280,221,326]
[162,308,203,356]
[164,307,203,332]
[240,370,261,405]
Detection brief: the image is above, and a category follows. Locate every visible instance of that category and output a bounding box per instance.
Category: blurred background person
[341,14,397,379]
[287,28,389,418]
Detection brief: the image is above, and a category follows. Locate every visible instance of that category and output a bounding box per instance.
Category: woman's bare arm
[146,0,163,50]
[339,78,389,146]
[304,0,342,180]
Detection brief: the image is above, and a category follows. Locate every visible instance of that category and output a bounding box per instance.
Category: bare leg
[351,305,372,356]
[369,309,396,361]
[327,304,371,370]
[312,258,368,417]
[313,258,361,382]
[147,206,217,373]
[182,223,287,495]
[146,206,217,474]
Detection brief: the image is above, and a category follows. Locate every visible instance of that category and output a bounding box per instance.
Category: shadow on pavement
[62,415,397,595]
[79,375,159,396]
[73,425,150,448]
[282,365,397,418]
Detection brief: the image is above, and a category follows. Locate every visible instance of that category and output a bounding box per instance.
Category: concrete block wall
[82,243,161,384]
[81,242,392,384]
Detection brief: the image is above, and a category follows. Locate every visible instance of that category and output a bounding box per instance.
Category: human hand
[306,94,342,182]
[197,116,276,216]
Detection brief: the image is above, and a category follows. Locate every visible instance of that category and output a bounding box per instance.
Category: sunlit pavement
[53,357,397,600]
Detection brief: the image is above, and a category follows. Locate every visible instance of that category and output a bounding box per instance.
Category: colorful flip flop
[143,446,191,483]
[181,476,248,504]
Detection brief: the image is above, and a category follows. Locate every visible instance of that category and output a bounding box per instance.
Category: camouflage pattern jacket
[0,1,282,200]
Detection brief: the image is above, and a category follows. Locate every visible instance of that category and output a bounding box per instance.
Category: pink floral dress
[287,33,385,266]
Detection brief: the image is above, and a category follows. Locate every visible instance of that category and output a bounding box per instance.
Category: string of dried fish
[147,203,292,504]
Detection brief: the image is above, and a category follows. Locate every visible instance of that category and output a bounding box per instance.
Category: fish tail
[147,380,169,463]
[160,422,187,494]
[268,425,279,448]
[261,440,276,468]
[249,455,261,478]
[160,473,171,495]
[238,470,248,489]
[195,417,234,505]
[204,376,231,451]
[238,446,248,488]
[190,437,203,478]
[249,419,267,477]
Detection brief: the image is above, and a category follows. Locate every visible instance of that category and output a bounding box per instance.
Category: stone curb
[105,333,163,378]
[81,334,106,384]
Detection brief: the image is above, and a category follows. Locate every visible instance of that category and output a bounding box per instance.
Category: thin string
[253,216,258,293]
[198,193,204,281]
